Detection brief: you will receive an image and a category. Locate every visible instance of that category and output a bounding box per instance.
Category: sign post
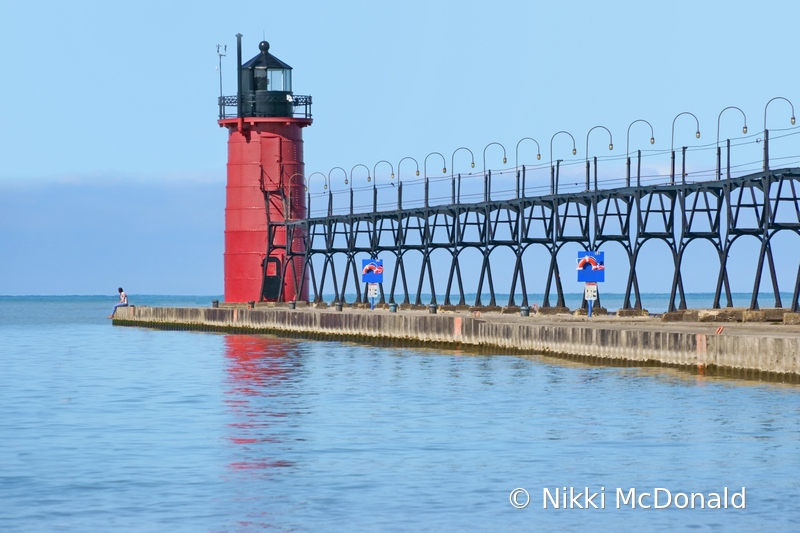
[361,259,384,310]
[584,282,598,317]
[367,283,379,309]
[577,251,604,318]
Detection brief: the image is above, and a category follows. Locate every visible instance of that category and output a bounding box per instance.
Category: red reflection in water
[223,335,298,474]
[224,335,293,396]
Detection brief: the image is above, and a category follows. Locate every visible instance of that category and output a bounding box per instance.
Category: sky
[2,0,800,297]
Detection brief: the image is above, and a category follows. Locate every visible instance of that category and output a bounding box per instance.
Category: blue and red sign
[577,251,605,283]
[362,259,384,283]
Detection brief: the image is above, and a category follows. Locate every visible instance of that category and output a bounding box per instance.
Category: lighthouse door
[261,257,282,300]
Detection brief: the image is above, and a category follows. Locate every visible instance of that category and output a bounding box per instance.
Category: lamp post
[285,172,306,303]
[482,142,507,202]
[328,166,347,216]
[423,152,447,208]
[515,137,541,198]
[308,171,329,217]
[626,119,655,188]
[349,164,371,215]
[451,147,474,204]
[763,97,796,172]
[372,160,394,213]
[716,107,747,180]
[286,172,305,220]
[670,112,700,185]
[550,131,576,195]
[585,126,613,191]
[397,156,419,210]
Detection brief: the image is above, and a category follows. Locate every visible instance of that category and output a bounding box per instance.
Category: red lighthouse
[218,35,312,303]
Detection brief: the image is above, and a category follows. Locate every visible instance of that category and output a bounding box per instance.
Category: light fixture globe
[344,178,349,185]
[368,176,371,182]
[572,149,577,155]
[442,167,447,173]
[743,126,748,134]
[471,162,475,168]
[537,154,541,160]
[503,157,507,164]
[696,131,701,138]
[416,170,420,176]
[650,137,655,144]
[609,143,613,151]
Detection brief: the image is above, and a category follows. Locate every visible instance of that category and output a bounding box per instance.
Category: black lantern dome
[239,40,294,117]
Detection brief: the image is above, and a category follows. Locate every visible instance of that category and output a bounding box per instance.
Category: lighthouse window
[254,69,268,91]
[267,70,283,92]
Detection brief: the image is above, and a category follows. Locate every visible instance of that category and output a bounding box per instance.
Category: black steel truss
[266,167,800,312]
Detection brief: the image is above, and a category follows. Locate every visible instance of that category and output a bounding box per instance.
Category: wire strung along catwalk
[261,101,800,313]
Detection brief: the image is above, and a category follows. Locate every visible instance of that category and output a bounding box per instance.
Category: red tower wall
[220,117,311,302]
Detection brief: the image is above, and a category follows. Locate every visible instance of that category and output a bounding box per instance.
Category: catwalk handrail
[218,94,312,119]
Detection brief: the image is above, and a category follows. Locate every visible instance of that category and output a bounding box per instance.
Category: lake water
[2,296,800,532]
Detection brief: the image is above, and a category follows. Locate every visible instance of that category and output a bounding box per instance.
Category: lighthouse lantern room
[240,40,293,117]
[218,35,312,303]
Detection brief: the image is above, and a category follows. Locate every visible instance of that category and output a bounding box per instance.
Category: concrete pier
[112,305,800,378]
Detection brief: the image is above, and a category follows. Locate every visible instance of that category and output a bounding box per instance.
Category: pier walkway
[112,305,800,379]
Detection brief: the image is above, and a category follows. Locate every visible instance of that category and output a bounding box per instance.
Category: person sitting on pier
[108,287,128,319]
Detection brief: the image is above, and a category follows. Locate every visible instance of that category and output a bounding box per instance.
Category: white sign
[584,282,597,301]
[368,283,379,298]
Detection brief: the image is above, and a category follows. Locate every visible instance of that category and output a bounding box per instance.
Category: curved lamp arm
[550,131,577,167]
[397,157,420,183]
[671,112,700,153]
[482,142,507,175]
[716,107,747,147]
[308,171,328,191]
[764,96,796,131]
[288,173,306,191]
[424,152,447,183]
[626,119,655,155]
[451,147,475,180]
[373,160,394,185]
[350,164,371,188]
[328,166,348,191]
[585,126,613,162]
[515,137,541,169]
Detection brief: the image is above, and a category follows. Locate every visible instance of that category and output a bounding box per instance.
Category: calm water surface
[2,296,800,532]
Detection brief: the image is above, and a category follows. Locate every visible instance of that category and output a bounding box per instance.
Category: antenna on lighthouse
[216,44,227,100]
